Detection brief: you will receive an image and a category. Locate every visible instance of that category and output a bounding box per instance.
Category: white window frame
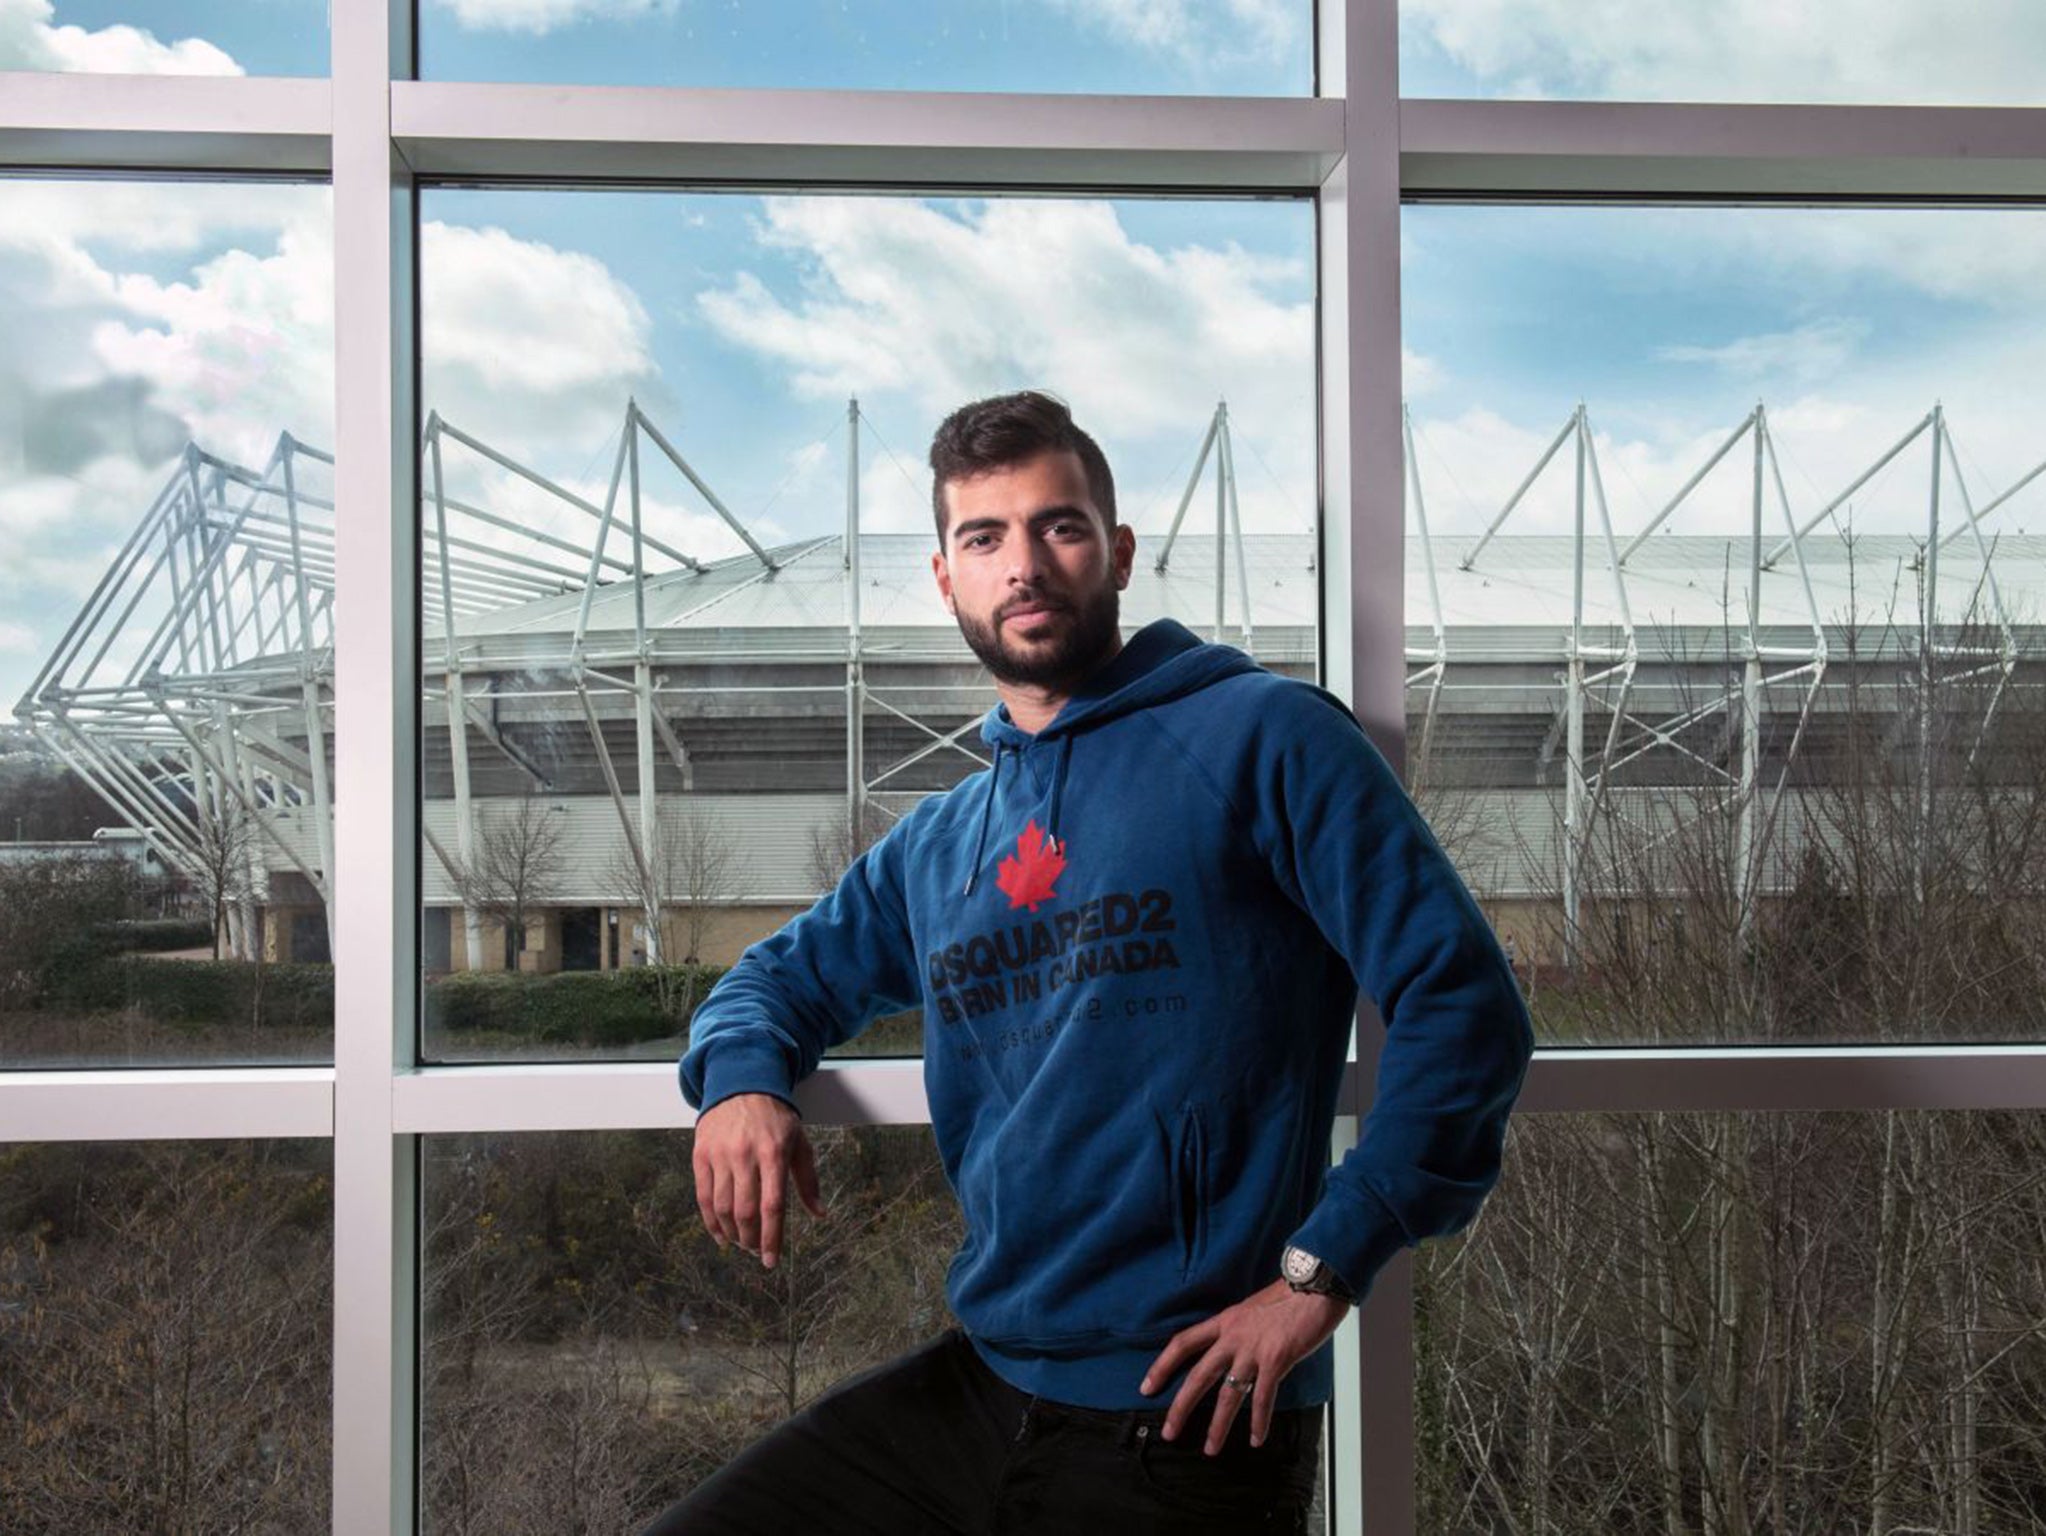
[5,4,2046,1530]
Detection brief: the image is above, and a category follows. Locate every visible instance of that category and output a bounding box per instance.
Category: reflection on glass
[1401,204,2046,1046]
[1418,1110,2046,1531]
[0,1139,334,1529]
[419,0,1312,95]
[1399,1,2046,106]
[0,2,326,76]
[420,1127,961,1531]
[1,178,336,1067]
[416,188,1318,1062]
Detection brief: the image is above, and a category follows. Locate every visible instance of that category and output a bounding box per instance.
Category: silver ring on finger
[1223,1374,1255,1392]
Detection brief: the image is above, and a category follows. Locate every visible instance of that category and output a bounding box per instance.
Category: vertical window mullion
[331,3,420,1533]
[1326,0,1412,1532]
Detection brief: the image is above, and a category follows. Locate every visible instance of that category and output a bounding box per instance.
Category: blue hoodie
[681,617,1533,1411]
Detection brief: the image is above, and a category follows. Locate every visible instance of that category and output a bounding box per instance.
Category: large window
[0,1138,334,1532]
[1418,1110,2046,1530]
[1402,203,2046,1047]
[0,3,327,76]
[1,176,336,1068]
[1399,0,2046,106]
[417,0,1315,95]
[419,1126,958,1530]
[414,185,1317,1063]
[6,4,2044,1534]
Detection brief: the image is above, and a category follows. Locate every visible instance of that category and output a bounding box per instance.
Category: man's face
[930,449,1137,690]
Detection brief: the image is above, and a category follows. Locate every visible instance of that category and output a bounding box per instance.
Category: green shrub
[97,918,216,953]
[47,956,334,1030]
[424,964,728,1048]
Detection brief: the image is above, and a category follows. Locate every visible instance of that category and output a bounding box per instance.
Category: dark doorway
[291,909,332,964]
[561,907,602,972]
[422,908,452,973]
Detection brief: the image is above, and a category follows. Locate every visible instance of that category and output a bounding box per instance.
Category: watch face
[1282,1246,1319,1285]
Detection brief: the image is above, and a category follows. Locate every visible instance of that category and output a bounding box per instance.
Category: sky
[3,2,2045,709]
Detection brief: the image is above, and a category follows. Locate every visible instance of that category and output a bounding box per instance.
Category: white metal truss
[1407,400,2043,968]
[15,434,337,958]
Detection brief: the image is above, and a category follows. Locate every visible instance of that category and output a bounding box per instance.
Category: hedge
[425,964,727,1047]
[421,967,935,1053]
[97,918,217,953]
[47,955,334,1030]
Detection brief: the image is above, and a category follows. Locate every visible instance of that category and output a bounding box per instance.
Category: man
[642,391,1533,1534]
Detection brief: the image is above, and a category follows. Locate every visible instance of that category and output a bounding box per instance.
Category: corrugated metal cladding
[262,795,846,904]
[1414,786,1975,901]
[415,794,852,905]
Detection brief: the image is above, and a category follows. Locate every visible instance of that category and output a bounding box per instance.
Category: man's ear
[1112,524,1137,590]
[930,547,956,614]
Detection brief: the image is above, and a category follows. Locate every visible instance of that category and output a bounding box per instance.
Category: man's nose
[1003,539,1047,585]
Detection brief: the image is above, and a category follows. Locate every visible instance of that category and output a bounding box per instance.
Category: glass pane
[1400,1,2045,106]
[2,177,336,1067]
[0,1,327,76]
[1401,203,2046,1046]
[0,1138,334,1529]
[1419,1110,2046,1530]
[420,1126,961,1530]
[418,0,1312,95]
[416,187,1318,1062]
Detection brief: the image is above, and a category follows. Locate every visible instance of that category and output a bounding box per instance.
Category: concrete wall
[430,902,808,974]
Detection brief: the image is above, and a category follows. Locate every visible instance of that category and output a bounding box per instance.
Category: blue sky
[4,3,2046,711]
[18,0,2046,104]
[416,186,1317,562]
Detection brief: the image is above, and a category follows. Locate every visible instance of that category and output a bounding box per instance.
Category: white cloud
[1403,0,2046,105]
[1409,360,2046,557]
[422,220,658,456]
[1692,210,2046,312]
[696,197,1317,527]
[0,619,36,654]
[1403,345,1444,396]
[0,0,241,74]
[1658,318,1869,385]
[427,0,678,36]
[1049,0,1303,71]
[0,181,331,703]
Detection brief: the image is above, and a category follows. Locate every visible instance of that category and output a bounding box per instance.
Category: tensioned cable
[749,413,844,531]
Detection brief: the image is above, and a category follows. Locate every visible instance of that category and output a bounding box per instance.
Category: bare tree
[806,800,893,894]
[608,803,736,967]
[0,1142,333,1533]
[185,791,258,961]
[449,793,568,970]
[1415,532,2046,1535]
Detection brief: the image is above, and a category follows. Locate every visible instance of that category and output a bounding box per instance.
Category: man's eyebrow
[949,505,1094,542]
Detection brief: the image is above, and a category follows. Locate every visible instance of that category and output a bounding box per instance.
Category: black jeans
[639,1329,1322,1535]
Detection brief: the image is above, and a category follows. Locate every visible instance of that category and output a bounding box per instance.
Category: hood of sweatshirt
[959,618,1259,898]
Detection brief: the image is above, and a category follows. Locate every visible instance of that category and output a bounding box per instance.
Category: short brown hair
[927,390,1117,544]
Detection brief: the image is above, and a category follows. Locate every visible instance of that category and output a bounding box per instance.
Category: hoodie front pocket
[1172,1105,1209,1278]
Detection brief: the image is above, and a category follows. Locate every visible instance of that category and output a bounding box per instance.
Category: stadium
[18,397,2046,978]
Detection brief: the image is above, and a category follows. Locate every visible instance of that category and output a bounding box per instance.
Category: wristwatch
[1282,1243,1354,1301]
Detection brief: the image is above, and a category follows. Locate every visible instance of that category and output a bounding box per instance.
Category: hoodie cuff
[1286,1181,1413,1302]
[690,1038,801,1116]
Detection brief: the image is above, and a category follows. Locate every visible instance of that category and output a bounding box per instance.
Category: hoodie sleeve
[1248,682,1535,1302]
[679,808,924,1115]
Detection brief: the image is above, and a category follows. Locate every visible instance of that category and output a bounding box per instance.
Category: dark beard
[956,582,1122,690]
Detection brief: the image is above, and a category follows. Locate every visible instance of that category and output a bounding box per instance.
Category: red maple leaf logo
[996,820,1066,911]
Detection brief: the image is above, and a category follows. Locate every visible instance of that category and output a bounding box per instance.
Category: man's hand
[692,1093,826,1270]
[1139,1279,1350,1454]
